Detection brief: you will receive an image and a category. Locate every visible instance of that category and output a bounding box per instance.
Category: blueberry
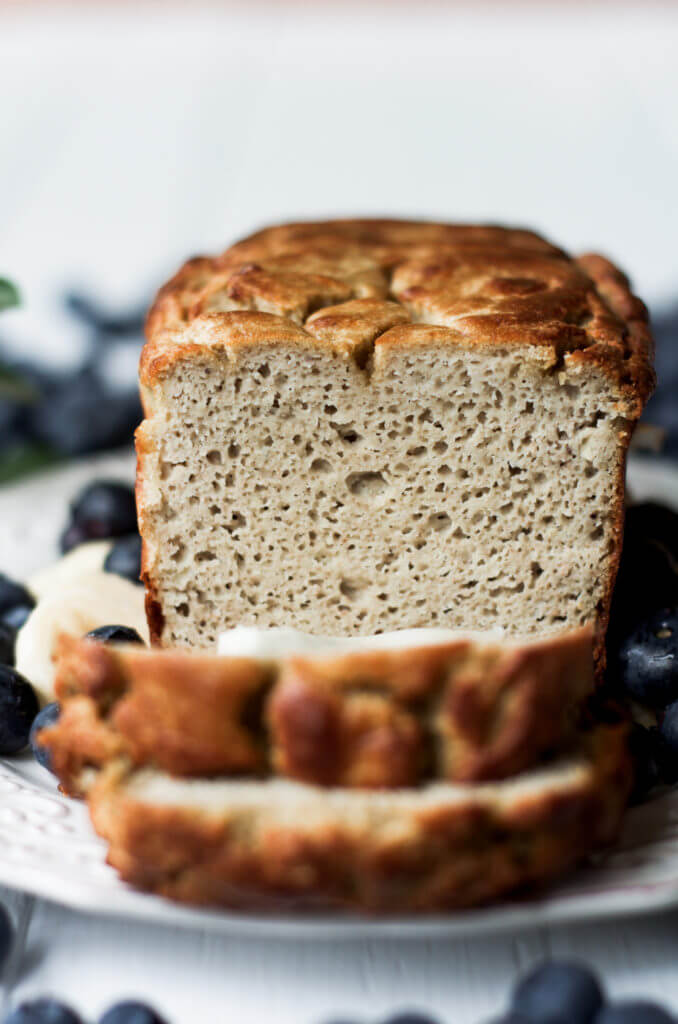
[0,665,40,755]
[98,1001,169,1024]
[660,700,678,750]
[0,572,35,620]
[628,725,663,802]
[511,961,603,1024]
[64,291,145,337]
[69,480,137,540]
[613,607,678,707]
[0,900,13,971]
[3,998,84,1024]
[0,622,16,665]
[2,603,34,631]
[31,370,142,458]
[608,528,678,643]
[104,534,142,585]
[0,396,30,454]
[379,1015,439,1024]
[59,521,93,555]
[86,625,144,646]
[656,701,678,783]
[29,702,60,772]
[624,503,678,564]
[594,1002,675,1024]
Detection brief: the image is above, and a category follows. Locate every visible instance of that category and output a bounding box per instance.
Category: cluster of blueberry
[331,963,676,1024]
[0,921,673,1024]
[0,289,144,479]
[0,904,165,1024]
[606,502,678,798]
[2,1001,165,1024]
[0,480,144,760]
[0,564,39,756]
[486,960,676,1024]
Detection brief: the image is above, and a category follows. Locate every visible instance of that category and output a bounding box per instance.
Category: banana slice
[16,570,148,702]
[28,540,113,599]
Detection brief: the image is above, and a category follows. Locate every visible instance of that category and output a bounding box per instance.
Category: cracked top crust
[143,219,654,414]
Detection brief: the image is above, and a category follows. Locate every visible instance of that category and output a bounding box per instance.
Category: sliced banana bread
[45,626,594,791]
[80,720,631,912]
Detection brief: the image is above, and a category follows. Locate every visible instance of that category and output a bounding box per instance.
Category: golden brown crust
[304,298,409,365]
[143,219,654,413]
[573,250,656,666]
[574,253,654,417]
[85,720,631,913]
[43,627,594,793]
[47,636,270,792]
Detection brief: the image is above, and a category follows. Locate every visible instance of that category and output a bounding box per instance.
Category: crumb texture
[137,220,654,648]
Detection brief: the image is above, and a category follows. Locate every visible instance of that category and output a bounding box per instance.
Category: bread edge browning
[43,627,595,792]
[85,720,631,913]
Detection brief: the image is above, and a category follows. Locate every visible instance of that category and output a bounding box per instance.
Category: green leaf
[0,279,20,312]
[0,363,39,404]
[0,443,60,485]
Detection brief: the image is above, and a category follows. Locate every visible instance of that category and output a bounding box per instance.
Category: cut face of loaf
[137,221,654,650]
[44,627,594,791]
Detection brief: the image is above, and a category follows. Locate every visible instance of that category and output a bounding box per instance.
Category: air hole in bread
[339,578,368,601]
[330,421,363,444]
[428,513,451,533]
[346,471,387,497]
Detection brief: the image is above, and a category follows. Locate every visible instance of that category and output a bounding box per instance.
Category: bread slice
[82,720,630,912]
[137,221,653,655]
[46,626,594,791]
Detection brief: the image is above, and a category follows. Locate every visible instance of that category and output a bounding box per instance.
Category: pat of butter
[217,624,505,659]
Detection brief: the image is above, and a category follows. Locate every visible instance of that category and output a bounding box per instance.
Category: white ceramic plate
[0,452,677,940]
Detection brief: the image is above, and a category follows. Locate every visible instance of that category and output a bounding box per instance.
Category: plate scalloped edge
[3,757,678,940]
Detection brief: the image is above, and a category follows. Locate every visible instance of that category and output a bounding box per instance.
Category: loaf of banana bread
[137,220,653,655]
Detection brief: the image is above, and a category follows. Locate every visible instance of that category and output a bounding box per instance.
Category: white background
[1,3,678,364]
[1,4,678,1023]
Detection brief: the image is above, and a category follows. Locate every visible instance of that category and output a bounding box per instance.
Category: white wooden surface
[4,885,678,1024]
[2,4,678,1022]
